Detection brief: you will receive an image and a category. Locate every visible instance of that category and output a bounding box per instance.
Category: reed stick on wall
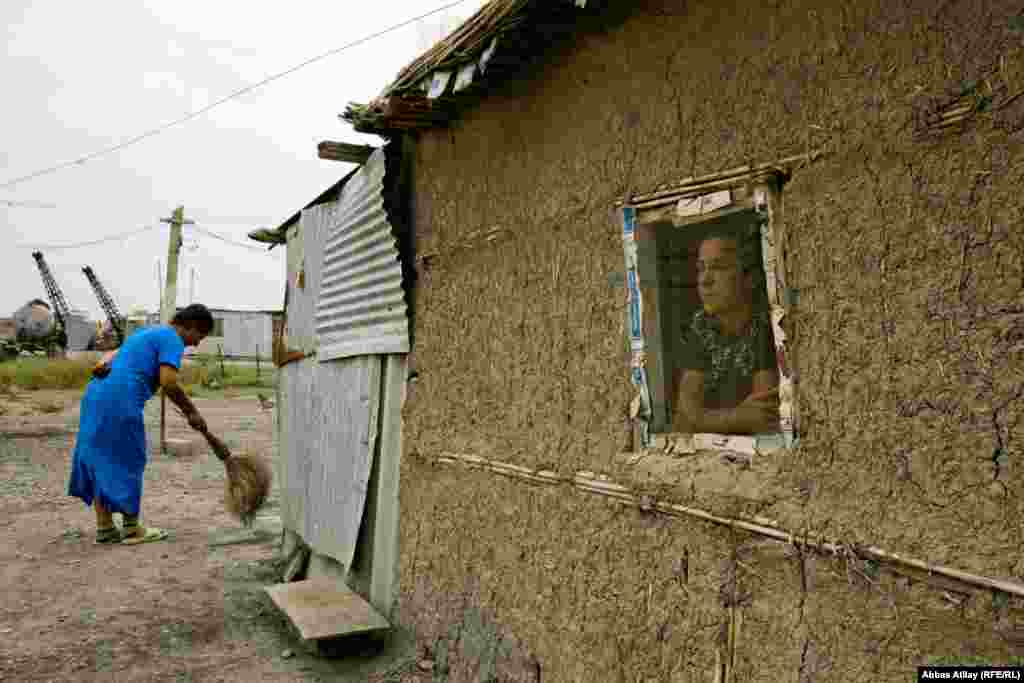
[421,450,1024,599]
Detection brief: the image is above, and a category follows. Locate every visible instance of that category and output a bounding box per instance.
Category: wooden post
[218,344,225,378]
[161,385,167,453]
[316,141,377,164]
[159,206,191,455]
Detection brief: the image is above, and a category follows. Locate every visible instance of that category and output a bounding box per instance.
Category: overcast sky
[1,0,484,321]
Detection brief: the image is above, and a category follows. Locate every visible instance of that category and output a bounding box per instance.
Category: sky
[1,0,485,322]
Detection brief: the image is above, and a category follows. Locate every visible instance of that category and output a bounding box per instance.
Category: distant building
[124,314,148,337]
[146,307,282,358]
[10,300,92,351]
[65,311,95,352]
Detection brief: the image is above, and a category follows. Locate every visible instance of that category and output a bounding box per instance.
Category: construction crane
[31,251,70,352]
[82,266,126,347]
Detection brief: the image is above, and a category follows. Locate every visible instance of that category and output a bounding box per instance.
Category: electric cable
[12,224,159,250]
[1,0,471,190]
[191,225,273,252]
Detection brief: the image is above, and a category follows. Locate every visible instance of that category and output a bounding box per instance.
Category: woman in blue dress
[68,304,217,545]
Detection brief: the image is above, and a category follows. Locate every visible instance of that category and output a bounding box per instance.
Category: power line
[1,0,470,190]
[1,199,58,208]
[187,214,274,225]
[12,225,160,251]
[192,225,272,252]
[10,222,275,253]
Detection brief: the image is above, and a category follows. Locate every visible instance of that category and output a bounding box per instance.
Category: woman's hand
[92,350,118,379]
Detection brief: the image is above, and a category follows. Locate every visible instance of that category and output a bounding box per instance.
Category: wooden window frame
[618,160,804,460]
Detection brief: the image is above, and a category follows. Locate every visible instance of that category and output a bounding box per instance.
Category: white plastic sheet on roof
[315,148,409,362]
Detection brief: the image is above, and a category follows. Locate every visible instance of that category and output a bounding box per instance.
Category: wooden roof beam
[317,141,378,164]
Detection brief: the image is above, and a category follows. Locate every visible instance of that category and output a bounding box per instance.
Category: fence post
[256,345,261,378]
[218,344,225,378]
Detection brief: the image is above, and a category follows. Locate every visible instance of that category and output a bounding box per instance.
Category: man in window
[672,228,779,435]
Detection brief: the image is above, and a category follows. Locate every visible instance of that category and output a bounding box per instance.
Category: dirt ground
[0,388,425,683]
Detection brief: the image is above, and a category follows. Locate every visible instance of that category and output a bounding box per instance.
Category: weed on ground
[0,358,92,391]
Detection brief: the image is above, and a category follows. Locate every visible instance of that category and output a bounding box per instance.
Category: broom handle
[170,404,231,462]
[198,426,232,462]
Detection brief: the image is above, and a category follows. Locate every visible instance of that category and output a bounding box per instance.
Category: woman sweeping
[69,304,217,545]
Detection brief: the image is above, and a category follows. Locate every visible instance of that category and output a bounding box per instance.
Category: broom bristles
[223,452,273,526]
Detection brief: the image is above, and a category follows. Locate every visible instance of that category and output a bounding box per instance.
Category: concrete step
[264,578,390,641]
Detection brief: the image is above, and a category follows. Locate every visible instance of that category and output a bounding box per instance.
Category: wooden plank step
[264,578,390,641]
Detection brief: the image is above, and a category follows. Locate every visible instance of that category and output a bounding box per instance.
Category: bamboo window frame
[617,154,814,456]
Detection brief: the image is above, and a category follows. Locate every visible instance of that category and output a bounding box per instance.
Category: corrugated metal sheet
[227,312,270,356]
[190,310,274,357]
[279,360,311,536]
[224,314,244,356]
[316,148,409,361]
[280,203,382,570]
[287,202,334,354]
[307,354,380,565]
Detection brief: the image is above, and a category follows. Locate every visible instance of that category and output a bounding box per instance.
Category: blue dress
[68,325,185,516]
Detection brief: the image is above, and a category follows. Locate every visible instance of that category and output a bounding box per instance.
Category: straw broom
[172,405,273,526]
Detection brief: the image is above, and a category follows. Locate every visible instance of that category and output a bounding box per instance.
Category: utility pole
[158,206,193,454]
[156,260,163,313]
[190,267,195,305]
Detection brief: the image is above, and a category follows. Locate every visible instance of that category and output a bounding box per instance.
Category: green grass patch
[0,357,276,398]
[0,357,93,391]
[177,363,209,387]
[181,359,276,398]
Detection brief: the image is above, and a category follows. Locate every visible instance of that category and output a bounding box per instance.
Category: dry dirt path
[0,389,421,683]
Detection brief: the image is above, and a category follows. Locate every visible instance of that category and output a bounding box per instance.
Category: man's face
[697,238,749,315]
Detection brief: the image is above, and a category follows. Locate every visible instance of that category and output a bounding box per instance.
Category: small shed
[149,307,283,359]
[261,0,1024,678]
[255,144,412,639]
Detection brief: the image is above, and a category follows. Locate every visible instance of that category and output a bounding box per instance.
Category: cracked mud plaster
[397,0,1024,679]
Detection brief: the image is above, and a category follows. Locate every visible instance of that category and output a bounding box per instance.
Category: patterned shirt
[679,308,776,410]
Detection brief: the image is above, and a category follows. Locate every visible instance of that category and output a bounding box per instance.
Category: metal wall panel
[305,353,380,567]
[288,203,335,352]
[279,360,311,535]
[224,311,243,356]
[234,312,269,356]
[316,148,409,361]
[280,202,382,570]
[282,204,327,534]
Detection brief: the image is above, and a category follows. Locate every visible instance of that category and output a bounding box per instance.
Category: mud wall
[399,0,1024,679]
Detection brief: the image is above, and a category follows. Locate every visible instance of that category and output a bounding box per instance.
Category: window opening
[621,172,798,455]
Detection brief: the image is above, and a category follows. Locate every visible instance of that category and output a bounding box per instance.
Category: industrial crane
[31,251,70,352]
[82,266,126,347]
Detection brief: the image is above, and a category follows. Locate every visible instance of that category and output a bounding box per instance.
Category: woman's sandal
[121,527,170,545]
[95,527,123,545]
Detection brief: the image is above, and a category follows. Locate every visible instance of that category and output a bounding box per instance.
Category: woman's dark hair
[171,304,215,333]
